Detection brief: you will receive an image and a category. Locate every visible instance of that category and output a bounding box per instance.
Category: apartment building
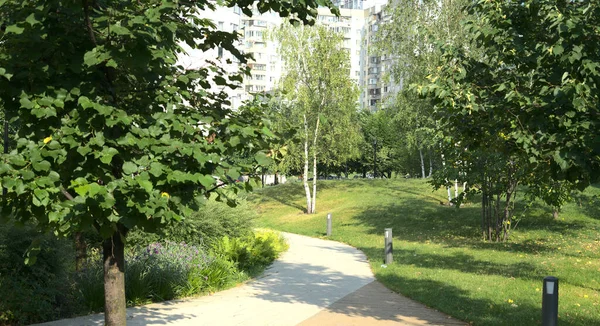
[178,5,246,109]
[182,2,395,111]
[241,10,282,100]
[362,3,400,111]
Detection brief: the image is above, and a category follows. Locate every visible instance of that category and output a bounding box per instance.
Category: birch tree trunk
[441,152,452,204]
[454,179,459,199]
[428,153,433,178]
[303,114,312,214]
[311,115,320,214]
[419,148,426,179]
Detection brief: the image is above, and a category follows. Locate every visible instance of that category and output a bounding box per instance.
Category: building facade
[182,2,396,111]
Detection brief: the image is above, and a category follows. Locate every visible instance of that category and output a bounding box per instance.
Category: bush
[75,240,244,312]
[213,229,288,273]
[127,199,257,249]
[0,222,76,325]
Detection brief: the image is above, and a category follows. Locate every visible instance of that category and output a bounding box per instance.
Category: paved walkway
[38,233,465,326]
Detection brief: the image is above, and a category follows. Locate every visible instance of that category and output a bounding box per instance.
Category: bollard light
[384,228,393,265]
[326,213,332,236]
[542,276,558,326]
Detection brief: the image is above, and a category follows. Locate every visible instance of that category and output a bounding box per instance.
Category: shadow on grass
[375,273,599,326]
[351,198,591,256]
[573,187,600,221]
[395,248,547,281]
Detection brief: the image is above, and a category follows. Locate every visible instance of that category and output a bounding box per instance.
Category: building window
[218,21,224,30]
[217,47,223,58]
[368,78,377,85]
[233,5,241,14]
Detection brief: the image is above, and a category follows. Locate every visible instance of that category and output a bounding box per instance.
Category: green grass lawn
[249,178,600,326]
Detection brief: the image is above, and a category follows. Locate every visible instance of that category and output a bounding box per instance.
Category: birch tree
[375,0,470,180]
[270,24,359,214]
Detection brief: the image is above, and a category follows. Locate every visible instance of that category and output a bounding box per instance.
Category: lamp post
[373,138,377,178]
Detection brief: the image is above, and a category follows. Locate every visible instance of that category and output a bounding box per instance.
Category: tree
[0,0,337,324]
[418,0,600,240]
[269,23,360,214]
[374,0,469,181]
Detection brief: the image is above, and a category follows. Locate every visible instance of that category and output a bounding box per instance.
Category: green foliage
[213,229,288,272]
[127,198,257,249]
[75,240,244,312]
[419,0,600,189]
[268,24,361,172]
[0,223,75,325]
[0,0,279,251]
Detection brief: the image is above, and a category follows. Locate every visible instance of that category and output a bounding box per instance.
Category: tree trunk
[75,232,87,271]
[274,172,279,185]
[344,162,348,179]
[311,115,320,214]
[419,148,426,179]
[303,114,312,214]
[428,151,433,177]
[454,179,459,202]
[553,207,559,219]
[103,229,126,326]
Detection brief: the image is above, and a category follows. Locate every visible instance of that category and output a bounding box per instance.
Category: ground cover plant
[251,178,600,325]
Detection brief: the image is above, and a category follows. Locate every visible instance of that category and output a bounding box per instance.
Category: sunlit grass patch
[251,179,600,325]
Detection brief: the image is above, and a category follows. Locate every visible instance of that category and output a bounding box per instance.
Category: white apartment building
[183,2,395,111]
[178,5,246,109]
[241,10,283,101]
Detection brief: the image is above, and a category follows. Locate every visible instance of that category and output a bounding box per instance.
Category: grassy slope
[250,178,600,326]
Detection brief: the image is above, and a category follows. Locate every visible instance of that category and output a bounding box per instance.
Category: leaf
[122,162,138,175]
[25,13,40,26]
[149,162,164,177]
[100,147,119,164]
[5,24,24,35]
[78,96,93,109]
[198,175,215,188]
[553,151,569,170]
[20,97,34,109]
[32,160,51,172]
[553,44,564,55]
[254,151,272,166]
[261,126,275,138]
[137,179,153,193]
[111,25,131,36]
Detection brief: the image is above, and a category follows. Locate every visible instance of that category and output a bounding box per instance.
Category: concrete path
[38,233,465,326]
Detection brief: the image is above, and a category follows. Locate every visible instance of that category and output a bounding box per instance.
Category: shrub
[0,222,75,325]
[213,229,288,273]
[127,199,257,249]
[75,240,244,311]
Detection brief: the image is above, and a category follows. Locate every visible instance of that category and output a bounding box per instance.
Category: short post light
[542,276,559,326]
[384,228,393,264]
[326,213,332,236]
